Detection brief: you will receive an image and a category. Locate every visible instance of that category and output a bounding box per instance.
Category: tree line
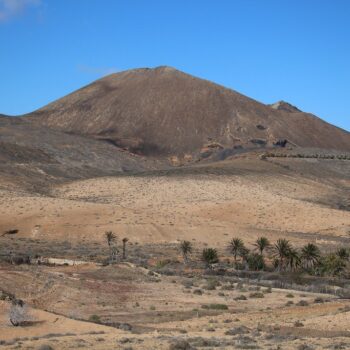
[180,237,350,277]
[104,231,349,277]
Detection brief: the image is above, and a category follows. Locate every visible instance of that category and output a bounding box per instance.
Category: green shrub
[249,292,264,298]
[247,252,265,271]
[222,284,234,290]
[156,259,170,268]
[314,297,325,303]
[318,254,346,276]
[202,248,219,267]
[297,300,309,306]
[201,303,228,310]
[89,314,101,323]
[204,278,218,290]
[193,289,203,295]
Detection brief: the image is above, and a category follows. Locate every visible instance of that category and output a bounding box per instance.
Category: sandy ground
[0,158,349,349]
[0,161,349,250]
[1,261,350,349]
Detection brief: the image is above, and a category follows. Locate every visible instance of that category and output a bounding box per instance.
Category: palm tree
[301,243,321,270]
[105,231,117,263]
[336,248,349,261]
[229,238,245,264]
[273,239,292,271]
[202,248,219,269]
[286,248,301,271]
[122,237,129,260]
[254,237,270,256]
[105,231,116,247]
[240,246,250,270]
[179,240,192,263]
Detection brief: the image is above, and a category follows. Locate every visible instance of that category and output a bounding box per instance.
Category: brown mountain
[24,66,350,157]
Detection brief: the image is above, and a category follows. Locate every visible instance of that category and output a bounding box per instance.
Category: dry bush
[38,345,54,350]
[8,303,33,327]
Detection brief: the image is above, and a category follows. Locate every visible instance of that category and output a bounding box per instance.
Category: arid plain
[1,153,350,349]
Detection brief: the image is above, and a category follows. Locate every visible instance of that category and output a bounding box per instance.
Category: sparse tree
[179,240,192,264]
[254,237,270,256]
[202,248,219,269]
[301,243,321,270]
[122,237,129,260]
[105,231,117,264]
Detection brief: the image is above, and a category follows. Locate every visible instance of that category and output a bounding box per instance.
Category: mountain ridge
[10,66,350,156]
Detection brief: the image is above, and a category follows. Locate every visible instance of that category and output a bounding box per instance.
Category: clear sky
[0,0,349,131]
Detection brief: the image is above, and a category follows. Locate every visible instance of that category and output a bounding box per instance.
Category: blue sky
[0,0,349,131]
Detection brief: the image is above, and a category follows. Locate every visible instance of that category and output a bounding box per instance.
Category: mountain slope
[23,66,350,156]
[0,115,159,191]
